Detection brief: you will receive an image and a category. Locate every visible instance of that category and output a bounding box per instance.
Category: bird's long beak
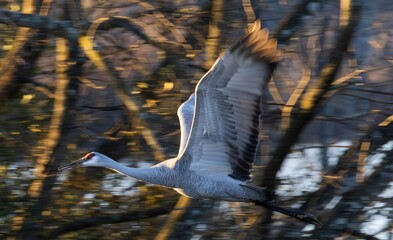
[58,159,87,172]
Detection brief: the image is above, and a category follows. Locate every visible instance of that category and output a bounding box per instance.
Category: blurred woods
[0,0,392,239]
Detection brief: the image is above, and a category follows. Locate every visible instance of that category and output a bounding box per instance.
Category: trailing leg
[255,200,322,227]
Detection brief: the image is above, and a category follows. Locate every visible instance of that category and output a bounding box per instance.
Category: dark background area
[0,0,392,239]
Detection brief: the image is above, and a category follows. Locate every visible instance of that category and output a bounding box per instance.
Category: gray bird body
[59,21,321,226]
[93,153,267,202]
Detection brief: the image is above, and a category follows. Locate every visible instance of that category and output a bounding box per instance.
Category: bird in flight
[59,20,321,227]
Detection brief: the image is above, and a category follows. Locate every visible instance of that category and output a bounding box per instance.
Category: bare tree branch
[307,115,392,206]
[0,9,80,109]
[261,0,362,190]
[19,36,78,238]
[0,6,84,239]
[154,196,191,240]
[272,0,322,44]
[204,0,224,68]
[0,9,78,38]
[257,1,363,231]
[309,147,392,237]
[0,30,47,108]
[47,204,176,238]
[80,17,169,161]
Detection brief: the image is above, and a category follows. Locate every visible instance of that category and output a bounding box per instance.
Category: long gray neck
[102,157,178,188]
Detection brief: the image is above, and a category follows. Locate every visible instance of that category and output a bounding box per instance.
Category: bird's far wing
[179,20,281,181]
[177,93,195,155]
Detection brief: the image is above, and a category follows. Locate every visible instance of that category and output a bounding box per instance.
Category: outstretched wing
[178,21,281,182]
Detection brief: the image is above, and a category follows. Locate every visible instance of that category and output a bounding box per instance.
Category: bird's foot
[254,200,322,227]
[295,212,322,227]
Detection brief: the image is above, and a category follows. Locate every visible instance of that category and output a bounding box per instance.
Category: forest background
[0,0,392,239]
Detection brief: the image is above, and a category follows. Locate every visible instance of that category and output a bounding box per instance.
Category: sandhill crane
[59,21,321,226]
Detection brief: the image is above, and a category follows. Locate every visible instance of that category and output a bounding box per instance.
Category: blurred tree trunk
[0,1,35,109]
[12,1,82,238]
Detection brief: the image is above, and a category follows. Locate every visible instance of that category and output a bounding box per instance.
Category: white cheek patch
[82,158,99,166]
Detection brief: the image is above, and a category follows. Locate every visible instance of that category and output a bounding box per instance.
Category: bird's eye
[83,152,95,160]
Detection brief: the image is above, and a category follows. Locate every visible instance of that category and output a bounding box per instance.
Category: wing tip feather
[233,20,282,63]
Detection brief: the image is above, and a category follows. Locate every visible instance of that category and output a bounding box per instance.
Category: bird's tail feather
[255,200,322,227]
